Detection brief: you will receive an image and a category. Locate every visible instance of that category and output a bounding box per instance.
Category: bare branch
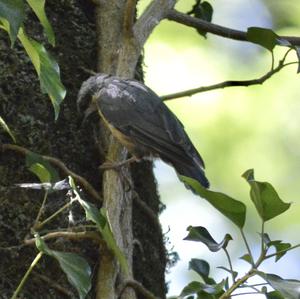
[1,144,102,202]
[161,61,297,101]
[118,279,159,299]
[134,0,176,48]
[167,9,300,46]
[24,231,102,246]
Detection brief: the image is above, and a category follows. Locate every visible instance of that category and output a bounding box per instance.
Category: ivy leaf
[0,116,16,142]
[0,0,24,45]
[26,0,55,45]
[257,272,300,299]
[36,236,91,299]
[189,259,215,284]
[26,151,59,183]
[242,169,291,221]
[18,27,66,120]
[180,176,246,228]
[184,226,232,252]
[246,27,278,52]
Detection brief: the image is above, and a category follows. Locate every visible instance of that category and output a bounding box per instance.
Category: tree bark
[0,1,166,298]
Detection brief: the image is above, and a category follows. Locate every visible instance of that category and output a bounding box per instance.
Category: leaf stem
[240,228,255,266]
[11,252,43,299]
[219,270,255,299]
[34,190,49,228]
[265,243,300,259]
[223,248,236,283]
[35,202,71,230]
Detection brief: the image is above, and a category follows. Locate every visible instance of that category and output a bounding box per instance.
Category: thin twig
[240,228,255,267]
[265,243,300,260]
[33,202,72,230]
[11,252,44,299]
[34,190,49,228]
[118,279,159,299]
[223,248,236,283]
[167,9,300,46]
[1,143,102,202]
[161,61,296,101]
[33,271,74,297]
[24,230,102,246]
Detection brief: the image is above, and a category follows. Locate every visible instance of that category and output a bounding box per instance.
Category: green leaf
[258,272,300,299]
[26,0,55,45]
[18,27,66,120]
[184,226,232,252]
[181,280,225,297]
[0,0,24,45]
[187,0,213,38]
[262,234,291,262]
[0,116,16,142]
[189,259,216,284]
[180,176,246,228]
[242,169,291,221]
[246,27,278,51]
[69,177,129,274]
[239,253,253,264]
[26,151,59,183]
[266,291,285,299]
[36,236,91,299]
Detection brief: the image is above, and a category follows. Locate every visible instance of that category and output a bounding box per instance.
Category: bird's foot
[99,156,138,170]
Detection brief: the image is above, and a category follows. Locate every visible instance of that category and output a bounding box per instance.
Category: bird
[77,74,209,189]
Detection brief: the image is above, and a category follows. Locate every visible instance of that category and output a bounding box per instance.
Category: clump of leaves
[177,170,300,299]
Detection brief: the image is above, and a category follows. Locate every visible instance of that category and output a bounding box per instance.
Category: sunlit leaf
[0,116,16,142]
[246,27,278,51]
[180,176,246,228]
[258,272,300,299]
[26,151,59,183]
[184,226,232,252]
[242,169,290,221]
[36,236,91,299]
[0,0,24,45]
[26,0,55,45]
[18,27,66,119]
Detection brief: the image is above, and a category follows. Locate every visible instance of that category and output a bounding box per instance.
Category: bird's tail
[173,163,209,191]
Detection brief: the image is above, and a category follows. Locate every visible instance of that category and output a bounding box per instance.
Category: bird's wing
[97,78,205,168]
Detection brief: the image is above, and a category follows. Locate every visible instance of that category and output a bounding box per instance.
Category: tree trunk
[0,1,166,298]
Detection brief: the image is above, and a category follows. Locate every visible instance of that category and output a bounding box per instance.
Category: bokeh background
[138,0,300,298]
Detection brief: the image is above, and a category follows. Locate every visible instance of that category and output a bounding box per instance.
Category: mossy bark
[0,1,166,298]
